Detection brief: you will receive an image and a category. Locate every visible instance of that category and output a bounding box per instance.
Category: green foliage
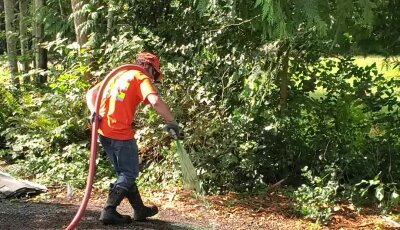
[0,1,399,220]
[293,166,339,224]
[0,85,20,150]
[352,173,400,213]
[280,41,400,220]
[137,144,182,189]
[288,54,400,181]
[0,67,114,188]
[156,43,269,193]
[190,0,377,40]
[91,32,144,77]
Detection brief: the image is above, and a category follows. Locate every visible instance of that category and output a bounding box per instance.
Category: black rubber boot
[127,183,158,221]
[99,184,132,225]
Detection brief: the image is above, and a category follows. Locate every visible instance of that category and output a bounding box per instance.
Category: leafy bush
[352,173,400,212]
[136,143,182,189]
[293,166,339,224]
[0,69,114,188]
[0,85,20,151]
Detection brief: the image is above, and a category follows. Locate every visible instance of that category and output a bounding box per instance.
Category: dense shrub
[0,69,115,188]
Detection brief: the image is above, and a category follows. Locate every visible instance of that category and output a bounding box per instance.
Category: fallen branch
[267,178,286,192]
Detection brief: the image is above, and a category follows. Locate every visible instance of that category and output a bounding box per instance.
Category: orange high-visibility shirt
[97,69,157,140]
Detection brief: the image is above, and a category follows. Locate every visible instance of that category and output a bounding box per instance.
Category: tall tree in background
[0,0,6,54]
[3,0,18,86]
[71,0,92,81]
[71,0,87,45]
[33,0,47,84]
[106,2,114,37]
[19,0,29,78]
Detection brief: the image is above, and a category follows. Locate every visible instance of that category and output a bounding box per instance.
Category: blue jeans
[99,135,139,191]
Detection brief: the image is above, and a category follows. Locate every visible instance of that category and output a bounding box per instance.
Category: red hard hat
[136,52,163,81]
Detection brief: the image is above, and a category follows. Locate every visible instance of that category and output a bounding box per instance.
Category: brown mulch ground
[1,186,399,230]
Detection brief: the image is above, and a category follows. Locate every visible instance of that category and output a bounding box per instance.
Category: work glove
[89,112,102,125]
[165,120,180,139]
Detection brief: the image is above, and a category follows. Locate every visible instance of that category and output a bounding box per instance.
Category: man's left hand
[165,121,180,139]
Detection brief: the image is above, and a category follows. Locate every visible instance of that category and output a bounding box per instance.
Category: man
[86,52,179,225]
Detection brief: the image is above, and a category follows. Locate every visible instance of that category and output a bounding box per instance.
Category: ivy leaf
[375,186,384,201]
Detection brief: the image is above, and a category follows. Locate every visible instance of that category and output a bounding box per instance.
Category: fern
[299,0,328,35]
[255,0,287,38]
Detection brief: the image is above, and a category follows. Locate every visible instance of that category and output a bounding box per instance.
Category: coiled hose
[65,64,145,230]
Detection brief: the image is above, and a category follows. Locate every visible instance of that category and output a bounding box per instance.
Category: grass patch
[306,56,400,101]
[353,56,400,101]
[353,55,400,79]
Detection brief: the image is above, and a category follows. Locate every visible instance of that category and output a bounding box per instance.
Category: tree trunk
[0,0,5,55]
[71,0,88,45]
[19,0,29,79]
[277,42,290,116]
[4,0,19,86]
[33,0,47,84]
[71,0,93,81]
[106,5,113,37]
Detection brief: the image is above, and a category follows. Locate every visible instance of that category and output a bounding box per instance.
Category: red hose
[65,64,146,230]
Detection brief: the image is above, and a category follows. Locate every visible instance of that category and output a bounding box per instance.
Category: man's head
[135,52,163,83]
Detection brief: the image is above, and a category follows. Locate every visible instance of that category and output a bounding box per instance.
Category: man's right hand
[89,112,102,125]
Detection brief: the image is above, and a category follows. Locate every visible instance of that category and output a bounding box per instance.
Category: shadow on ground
[0,200,200,230]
